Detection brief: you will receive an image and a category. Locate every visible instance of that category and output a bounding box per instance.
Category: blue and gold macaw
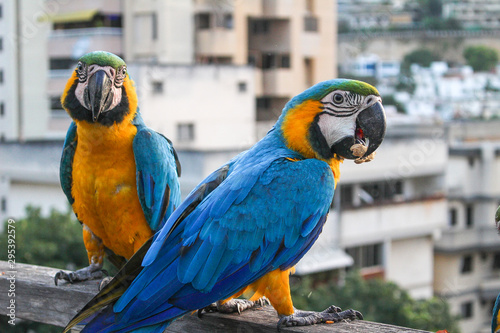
[491,206,500,333]
[55,51,181,285]
[63,79,386,331]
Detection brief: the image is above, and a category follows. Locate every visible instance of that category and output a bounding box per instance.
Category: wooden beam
[0,261,431,332]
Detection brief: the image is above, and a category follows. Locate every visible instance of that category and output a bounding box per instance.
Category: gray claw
[198,297,268,318]
[198,302,218,318]
[277,306,362,330]
[53,263,105,286]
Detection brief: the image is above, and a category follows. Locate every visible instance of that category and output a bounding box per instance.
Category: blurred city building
[337,0,412,32]
[435,121,500,333]
[0,0,50,141]
[399,62,500,120]
[443,0,500,29]
[297,121,449,300]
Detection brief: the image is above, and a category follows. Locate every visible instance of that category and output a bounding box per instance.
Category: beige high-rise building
[191,0,336,122]
[42,0,336,140]
[0,0,50,141]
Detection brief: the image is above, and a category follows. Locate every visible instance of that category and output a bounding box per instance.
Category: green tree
[291,272,460,332]
[0,206,88,268]
[402,48,440,72]
[0,206,89,332]
[463,45,499,72]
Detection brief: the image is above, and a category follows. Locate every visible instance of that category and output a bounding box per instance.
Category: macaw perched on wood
[55,51,181,285]
[63,79,386,332]
[492,206,500,333]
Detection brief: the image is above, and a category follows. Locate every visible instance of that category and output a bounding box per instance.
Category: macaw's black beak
[86,70,114,122]
[331,101,387,159]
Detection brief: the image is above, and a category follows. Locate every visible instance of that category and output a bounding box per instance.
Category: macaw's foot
[198,297,269,317]
[54,263,107,286]
[277,305,363,331]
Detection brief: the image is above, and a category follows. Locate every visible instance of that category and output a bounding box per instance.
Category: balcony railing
[49,27,122,38]
[435,226,500,252]
[48,69,73,79]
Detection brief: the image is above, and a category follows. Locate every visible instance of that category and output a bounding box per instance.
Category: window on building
[449,208,457,227]
[304,58,314,87]
[340,185,354,209]
[256,97,271,110]
[0,37,3,51]
[151,81,163,94]
[461,255,473,274]
[466,204,474,228]
[223,13,233,29]
[280,54,291,68]
[346,243,383,270]
[251,20,270,34]
[468,156,475,168]
[262,53,276,70]
[50,96,65,116]
[50,58,77,70]
[493,252,500,270]
[360,180,403,205]
[261,54,291,70]
[152,13,158,40]
[0,4,3,19]
[238,82,247,93]
[304,16,318,32]
[1,197,6,213]
[460,301,473,319]
[177,123,195,142]
[0,69,3,84]
[0,102,4,116]
[50,96,62,110]
[215,13,233,29]
[247,55,256,66]
[195,13,211,30]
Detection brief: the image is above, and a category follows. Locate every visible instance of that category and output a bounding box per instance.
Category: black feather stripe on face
[63,79,131,126]
[308,113,333,160]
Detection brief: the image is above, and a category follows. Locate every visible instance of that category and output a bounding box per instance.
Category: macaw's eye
[76,62,87,82]
[121,66,127,75]
[333,93,344,104]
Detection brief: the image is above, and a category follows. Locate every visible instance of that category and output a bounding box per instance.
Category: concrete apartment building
[1,0,336,218]
[297,121,449,299]
[0,0,50,141]
[443,0,500,29]
[191,0,336,122]
[435,121,500,333]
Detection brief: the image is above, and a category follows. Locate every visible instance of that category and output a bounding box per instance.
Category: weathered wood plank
[0,261,431,332]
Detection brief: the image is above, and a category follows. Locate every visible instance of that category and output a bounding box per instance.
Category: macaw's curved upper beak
[332,101,387,160]
[86,70,114,122]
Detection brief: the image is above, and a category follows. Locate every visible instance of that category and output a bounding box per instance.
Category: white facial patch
[317,112,357,146]
[74,65,123,111]
[318,91,381,146]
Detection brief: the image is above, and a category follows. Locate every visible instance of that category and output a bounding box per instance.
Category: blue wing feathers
[60,121,78,205]
[492,292,500,333]
[83,133,336,331]
[133,125,181,232]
